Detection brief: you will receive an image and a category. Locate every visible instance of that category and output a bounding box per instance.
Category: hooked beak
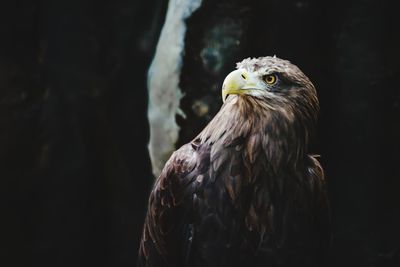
[222,69,262,103]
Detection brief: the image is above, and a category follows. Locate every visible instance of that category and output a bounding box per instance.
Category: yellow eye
[264,74,277,84]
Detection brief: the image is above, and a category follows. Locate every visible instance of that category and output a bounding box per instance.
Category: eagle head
[222,56,319,126]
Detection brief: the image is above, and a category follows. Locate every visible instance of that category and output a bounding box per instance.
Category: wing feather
[138,143,198,267]
[138,146,331,267]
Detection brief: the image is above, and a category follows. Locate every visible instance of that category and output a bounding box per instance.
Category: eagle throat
[196,95,312,172]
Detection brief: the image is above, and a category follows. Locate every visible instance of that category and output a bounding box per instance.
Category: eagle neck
[197,96,310,172]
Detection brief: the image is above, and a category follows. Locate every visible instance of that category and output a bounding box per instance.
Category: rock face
[1,1,167,267]
[147,0,203,177]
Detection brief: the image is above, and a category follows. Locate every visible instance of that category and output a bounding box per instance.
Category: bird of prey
[138,56,330,267]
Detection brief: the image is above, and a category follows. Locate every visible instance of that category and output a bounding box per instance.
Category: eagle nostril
[241,74,247,80]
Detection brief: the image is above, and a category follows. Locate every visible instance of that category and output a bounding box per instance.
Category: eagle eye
[264,74,277,85]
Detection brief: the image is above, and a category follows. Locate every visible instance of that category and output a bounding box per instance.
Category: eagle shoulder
[305,154,331,263]
[306,155,329,208]
[138,142,199,266]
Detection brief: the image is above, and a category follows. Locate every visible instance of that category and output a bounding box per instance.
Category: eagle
[139,56,330,267]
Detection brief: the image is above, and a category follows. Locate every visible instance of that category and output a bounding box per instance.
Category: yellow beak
[222,69,260,102]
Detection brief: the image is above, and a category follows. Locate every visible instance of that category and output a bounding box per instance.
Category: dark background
[1,0,399,267]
